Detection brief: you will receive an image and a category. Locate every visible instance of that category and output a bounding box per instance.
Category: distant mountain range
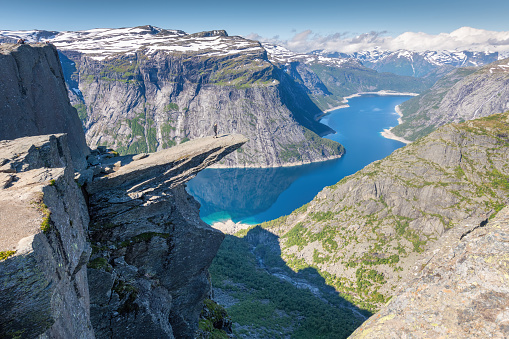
[312,49,509,78]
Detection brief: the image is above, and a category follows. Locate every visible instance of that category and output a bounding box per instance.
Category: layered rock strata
[0,41,247,338]
[0,134,94,338]
[0,44,89,170]
[85,134,247,338]
[47,26,344,167]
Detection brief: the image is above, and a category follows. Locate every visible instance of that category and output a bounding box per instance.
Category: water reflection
[186,160,338,224]
[187,95,411,224]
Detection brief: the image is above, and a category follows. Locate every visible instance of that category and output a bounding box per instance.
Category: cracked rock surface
[350,206,509,338]
[85,134,247,338]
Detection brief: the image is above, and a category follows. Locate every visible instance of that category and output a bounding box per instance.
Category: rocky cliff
[12,26,342,168]
[255,112,509,313]
[85,134,247,338]
[0,134,94,338]
[0,43,248,338]
[0,43,89,170]
[392,58,509,141]
[350,206,509,338]
[1,27,439,167]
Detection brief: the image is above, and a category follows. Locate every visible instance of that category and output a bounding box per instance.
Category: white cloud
[247,27,509,53]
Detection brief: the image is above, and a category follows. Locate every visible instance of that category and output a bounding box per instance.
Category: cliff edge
[0,44,89,170]
[0,43,248,338]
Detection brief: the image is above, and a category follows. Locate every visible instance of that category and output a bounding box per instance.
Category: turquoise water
[186,95,411,225]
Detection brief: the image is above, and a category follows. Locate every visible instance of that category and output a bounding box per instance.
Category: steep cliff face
[42,26,343,167]
[392,58,509,141]
[0,44,89,170]
[0,42,248,338]
[255,112,509,313]
[85,135,247,338]
[350,206,509,338]
[0,134,94,338]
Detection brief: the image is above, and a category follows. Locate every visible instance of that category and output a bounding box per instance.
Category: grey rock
[75,168,94,186]
[54,27,344,168]
[259,112,509,312]
[393,58,509,141]
[132,153,149,161]
[87,133,247,338]
[349,207,509,338]
[0,134,94,338]
[0,44,89,170]
[87,155,100,166]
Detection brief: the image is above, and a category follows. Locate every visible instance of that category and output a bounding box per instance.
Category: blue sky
[2,0,509,39]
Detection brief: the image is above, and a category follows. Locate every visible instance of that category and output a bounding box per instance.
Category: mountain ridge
[392,57,509,141]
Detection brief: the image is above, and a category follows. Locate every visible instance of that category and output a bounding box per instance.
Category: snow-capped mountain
[0,26,432,167]
[312,48,504,77]
[0,26,346,168]
[0,25,264,60]
[263,43,357,67]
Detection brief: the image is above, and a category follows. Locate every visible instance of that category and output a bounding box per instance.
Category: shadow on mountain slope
[210,226,369,339]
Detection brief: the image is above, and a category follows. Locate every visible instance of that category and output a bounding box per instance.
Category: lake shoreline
[380,105,412,144]
[209,152,343,169]
[319,90,419,116]
[189,95,412,225]
[318,91,415,145]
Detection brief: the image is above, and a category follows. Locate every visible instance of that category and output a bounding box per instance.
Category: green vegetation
[282,222,308,250]
[0,250,16,261]
[308,63,431,111]
[207,56,276,89]
[309,211,336,222]
[278,128,344,163]
[197,299,231,339]
[160,122,177,149]
[100,58,138,81]
[32,197,52,234]
[73,103,87,121]
[113,280,139,314]
[164,103,179,111]
[87,257,112,272]
[210,234,366,338]
[391,67,479,141]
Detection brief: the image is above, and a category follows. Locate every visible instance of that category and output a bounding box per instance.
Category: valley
[187,95,411,225]
[1,23,509,339]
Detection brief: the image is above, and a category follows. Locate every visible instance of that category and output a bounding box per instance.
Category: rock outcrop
[256,112,509,313]
[0,43,248,339]
[0,134,94,338]
[85,134,247,338]
[350,206,509,338]
[392,58,509,141]
[0,44,89,170]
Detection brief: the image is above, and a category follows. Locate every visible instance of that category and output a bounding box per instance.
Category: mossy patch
[0,250,16,261]
[87,257,112,272]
